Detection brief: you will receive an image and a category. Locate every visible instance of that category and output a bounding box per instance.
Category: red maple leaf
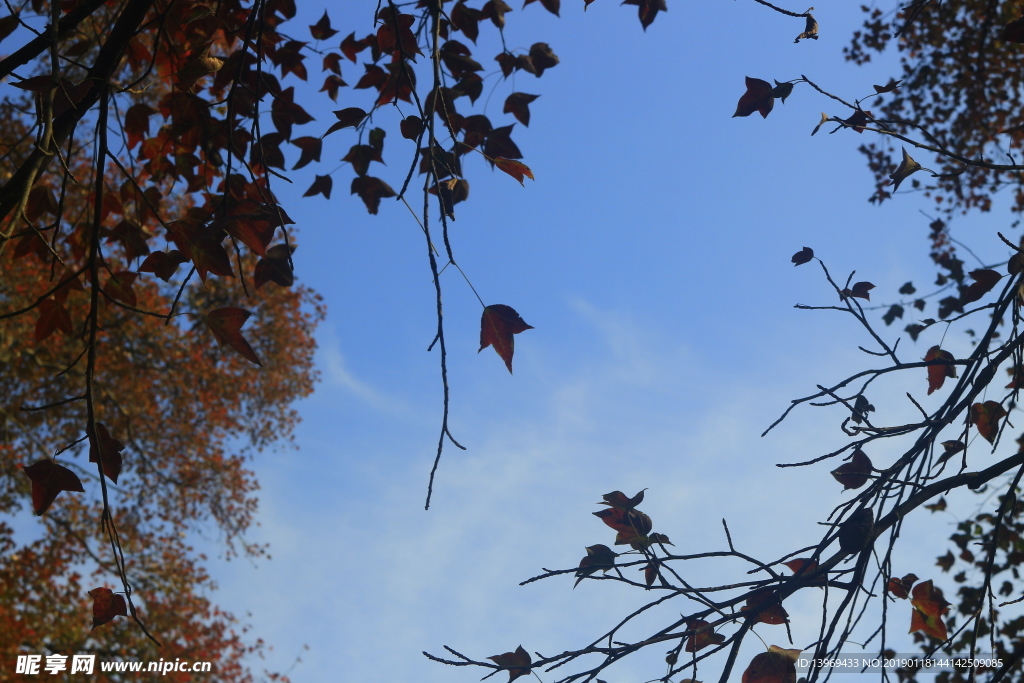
[88,587,128,629]
[479,304,533,373]
[733,77,774,118]
[22,459,84,515]
[205,307,262,366]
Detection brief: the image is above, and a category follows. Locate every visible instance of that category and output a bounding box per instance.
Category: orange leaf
[88,587,127,629]
[205,307,262,366]
[909,580,949,640]
[741,646,802,683]
[88,422,124,484]
[22,459,84,515]
[887,573,918,600]
[34,298,74,342]
[493,157,534,185]
[488,645,531,682]
[479,304,532,373]
[685,619,726,652]
[924,346,956,395]
[971,400,1007,443]
[643,561,658,586]
[831,448,872,490]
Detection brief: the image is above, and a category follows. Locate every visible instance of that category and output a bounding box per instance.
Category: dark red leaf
[479,304,533,372]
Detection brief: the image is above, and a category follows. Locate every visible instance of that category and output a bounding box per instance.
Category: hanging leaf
[34,298,74,342]
[838,508,874,554]
[743,590,789,625]
[971,401,1007,443]
[88,587,128,629]
[494,157,534,185]
[791,246,813,265]
[741,646,802,683]
[685,619,726,652]
[479,304,533,373]
[575,544,617,587]
[889,147,922,192]
[831,448,873,490]
[924,346,956,395]
[22,459,84,515]
[887,573,919,600]
[88,422,124,484]
[733,77,774,118]
[488,646,531,682]
[909,580,949,641]
[205,307,262,366]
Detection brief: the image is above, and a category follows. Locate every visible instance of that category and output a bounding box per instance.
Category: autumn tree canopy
[6,0,1024,680]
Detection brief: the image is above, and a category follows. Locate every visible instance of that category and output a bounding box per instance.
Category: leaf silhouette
[685,619,726,652]
[205,307,262,366]
[733,77,774,118]
[741,646,802,683]
[575,544,617,587]
[831,448,872,490]
[35,298,74,342]
[791,247,813,266]
[488,645,531,682]
[88,422,124,484]
[889,147,922,191]
[479,304,533,372]
[22,459,84,515]
[971,400,1007,443]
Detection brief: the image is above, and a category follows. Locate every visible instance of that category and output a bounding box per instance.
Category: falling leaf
[88,422,124,484]
[479,304,533,373]
[838,508,874,554]
[741,646,802,683]
[924,346,956,395]
[791,247,813,266]
[89,587,128,629]
[889,147,922,192]
[831,448,873,490]
[599,490,645,510]
[205,307,262,366]
[909,580,949,641]
[971,401,1007,443]
[887,573,918,599]
[488,646,531,682]
[575,544,617,587]
[685,620,726,652]
[35,298,74,342]
[22,459,84,515]
[733,77,774,118]
[494,157,534,185]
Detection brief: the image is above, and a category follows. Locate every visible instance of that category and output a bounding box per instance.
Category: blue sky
[195,1,1022,680]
